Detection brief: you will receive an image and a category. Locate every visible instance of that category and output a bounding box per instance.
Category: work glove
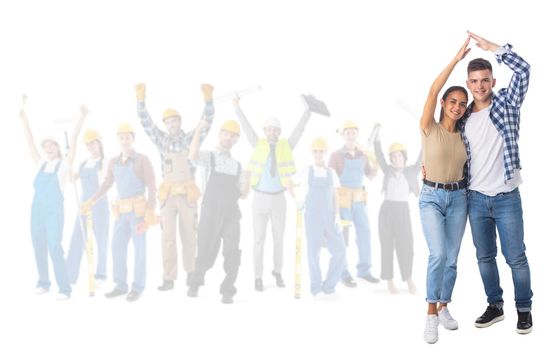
[135,83,146,101]
[81,199,95,215]
[144,208,159,226]
[201,83,214,102]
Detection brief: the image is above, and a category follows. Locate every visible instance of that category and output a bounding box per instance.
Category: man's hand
[467,31,500,52]
[135,83,146,101]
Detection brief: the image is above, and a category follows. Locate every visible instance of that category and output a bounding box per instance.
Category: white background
[1,1,554,349]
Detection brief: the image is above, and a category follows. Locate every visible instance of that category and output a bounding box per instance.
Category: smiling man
[135,83,214,292]
[458,31,533,334]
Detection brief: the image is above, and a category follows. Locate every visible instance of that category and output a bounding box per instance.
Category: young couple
[419,31,533,344]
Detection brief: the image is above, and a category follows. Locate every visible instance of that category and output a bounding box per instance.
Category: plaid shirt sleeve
[182,101,215,149]
[461,44,530,184]
[495,44,530,109]
[137,101,166,150]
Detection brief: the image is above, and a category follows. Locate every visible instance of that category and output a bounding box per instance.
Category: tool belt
[337,187,368,209]
[112,195,147,219]
[158,179,201,203]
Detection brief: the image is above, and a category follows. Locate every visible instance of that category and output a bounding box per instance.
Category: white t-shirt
[466,105,522,196]
[385,170,410,202]
[36,158,68,193]
[293,164,340,206]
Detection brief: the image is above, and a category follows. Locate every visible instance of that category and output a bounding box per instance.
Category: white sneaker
[56,293,70,301]
[438,306,459,330]
[35,287,49,295]
[424,315,439,344]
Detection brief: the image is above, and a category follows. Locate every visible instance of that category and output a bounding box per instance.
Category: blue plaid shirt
[137,101,214,174]
[458,44,530,184]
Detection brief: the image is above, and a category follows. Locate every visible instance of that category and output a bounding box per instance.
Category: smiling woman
[18,95,76,301]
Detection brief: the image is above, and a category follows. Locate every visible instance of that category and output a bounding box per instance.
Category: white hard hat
[263,117,281,129]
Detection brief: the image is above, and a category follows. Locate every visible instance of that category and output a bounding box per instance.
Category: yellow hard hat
[220,120,241,135]
[162,108,181,122]
[310,137,328,150]
[340,120,359,133]
[389,142,407,154]
[83,129,101,144]
[117,122,134,134]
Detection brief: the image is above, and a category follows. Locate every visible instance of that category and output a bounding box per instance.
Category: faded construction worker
[18,96,75,300]
[66,106,110,286]
[187,120,250,304]
[233,95,313,291]
[291,137,346,297]
[135,83,214,291]
[329,120,379,288]
[369,124,420,295]
[82,122,157,302]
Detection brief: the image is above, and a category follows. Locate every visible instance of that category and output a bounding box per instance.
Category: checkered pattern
[459,44,530,183]
[137,101,214,173]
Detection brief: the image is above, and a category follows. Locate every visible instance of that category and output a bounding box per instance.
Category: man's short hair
[467,58,493,74]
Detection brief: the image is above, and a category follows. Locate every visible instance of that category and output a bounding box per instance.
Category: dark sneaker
[516,311,533,334]
[359,274,380,284]
[475,304,504,328]
[126,291,141,302]
[157,280,174,291]
[221,295,234,304]
[272,271,285,288]
[105,288,127,298]
[255,278,264,292]
[187,286,199,298]
[342,276,357,288]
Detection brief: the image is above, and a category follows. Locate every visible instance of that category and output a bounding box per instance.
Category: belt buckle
[445,183,453,191]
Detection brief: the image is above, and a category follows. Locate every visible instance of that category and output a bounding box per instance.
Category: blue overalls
[112,158,147,293]
[304,167,346,295]
[67,160,110,283]
[339,157,372,279]
[30,160,71,296]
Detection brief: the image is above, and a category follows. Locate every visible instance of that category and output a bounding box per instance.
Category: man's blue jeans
[468,188,533,312]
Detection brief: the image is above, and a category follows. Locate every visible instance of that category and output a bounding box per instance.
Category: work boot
[105,288,127,298]
[255,278,264,292]
[126,291,141,302]
[157,280,174,291]
[342,276,357,288]
[359,274,380,284]
[272,271,285,288]
[221,295,234,304]
[187,286,199,298]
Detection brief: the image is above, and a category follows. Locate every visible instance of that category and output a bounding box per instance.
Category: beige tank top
[421,121,467,184]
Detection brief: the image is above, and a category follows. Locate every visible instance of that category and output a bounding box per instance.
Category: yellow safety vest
[248,139,295,187]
